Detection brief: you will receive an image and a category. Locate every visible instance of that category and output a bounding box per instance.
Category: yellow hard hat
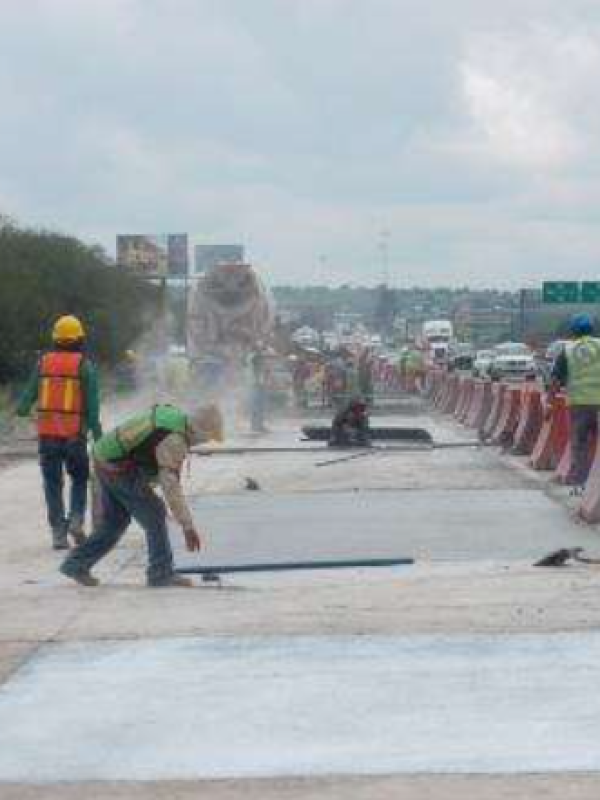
[52,315,85,343]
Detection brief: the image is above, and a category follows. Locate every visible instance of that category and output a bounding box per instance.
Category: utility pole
[378,229,390,286]
[519,289,527,341]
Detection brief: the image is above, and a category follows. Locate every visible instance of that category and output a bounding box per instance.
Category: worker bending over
[550,313,600,490]
[329,398,371,447]
[60,403,223,588]
[17,315,102,550]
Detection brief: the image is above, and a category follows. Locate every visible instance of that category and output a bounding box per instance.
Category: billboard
[117,234,189,276]
[194,244,244,275]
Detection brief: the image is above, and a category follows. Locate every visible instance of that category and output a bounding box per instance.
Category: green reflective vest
[566,337,600,406]
[94,405,188,465]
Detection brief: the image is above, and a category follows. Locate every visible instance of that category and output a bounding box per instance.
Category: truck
[421,320,454,363]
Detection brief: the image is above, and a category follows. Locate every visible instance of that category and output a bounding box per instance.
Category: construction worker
[549,313,600,489]
[329,397,371,447]
[59,403,223,588]
[17,315,102,550]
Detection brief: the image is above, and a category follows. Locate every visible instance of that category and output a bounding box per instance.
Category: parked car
[488,343,537,381]
[472,349,495,378]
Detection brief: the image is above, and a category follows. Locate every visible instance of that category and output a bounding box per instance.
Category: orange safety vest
[37,351,85,438]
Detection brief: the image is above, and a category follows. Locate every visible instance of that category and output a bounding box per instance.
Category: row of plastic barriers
[423,369,600,524]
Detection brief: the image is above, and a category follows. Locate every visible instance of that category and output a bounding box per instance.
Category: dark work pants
[39,437,90,536]
[62,465,174,584]
[569,406,599,486]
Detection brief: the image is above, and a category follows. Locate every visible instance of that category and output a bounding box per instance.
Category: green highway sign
[581,282,600,303]
[542,281,580,304]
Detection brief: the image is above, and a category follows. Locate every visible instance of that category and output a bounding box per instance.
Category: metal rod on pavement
[192,441,482,458]
[176,556,414,575]
[315,450,380,467]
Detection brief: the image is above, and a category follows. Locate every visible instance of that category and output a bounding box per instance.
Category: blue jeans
[63,465,174,584]
[39,437,90,535]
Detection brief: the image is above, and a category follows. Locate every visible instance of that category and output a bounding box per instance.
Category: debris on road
[534,547,600,567]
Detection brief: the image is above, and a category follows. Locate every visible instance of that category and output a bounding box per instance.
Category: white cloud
[460,27,600,169]
[2,1,600,285]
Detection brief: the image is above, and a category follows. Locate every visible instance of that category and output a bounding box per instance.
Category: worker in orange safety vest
[17,315,102,549]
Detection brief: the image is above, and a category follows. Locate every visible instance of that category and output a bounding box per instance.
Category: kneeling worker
[329,397,371,447]
[60,403,223,588]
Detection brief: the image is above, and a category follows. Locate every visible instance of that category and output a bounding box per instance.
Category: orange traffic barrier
[436,372,453,410]
[465,379,493,431]
[578,434,600,523]
[455,378,474,423]
[440,374,460,414]
[444,374,462,414]
[481,382,507,441]
[555,420,596,484]
[511,383,543,456]
[490,385,522,447]
[463,379,483,427]
[432,370,448,408]
[530,393,569,471]
[423,369,437,399]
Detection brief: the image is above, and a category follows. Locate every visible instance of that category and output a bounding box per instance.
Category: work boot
[147,574,195,588]
[52,529,70,551]
[68,517,87,546]
[60,562,100,587]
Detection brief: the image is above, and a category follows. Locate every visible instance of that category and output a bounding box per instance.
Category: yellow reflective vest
[566,336,600,406]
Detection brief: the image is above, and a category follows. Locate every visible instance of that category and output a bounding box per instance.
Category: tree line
[0,219,159,384]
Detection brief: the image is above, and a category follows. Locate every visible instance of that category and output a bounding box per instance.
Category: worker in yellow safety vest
[549,313,600,490]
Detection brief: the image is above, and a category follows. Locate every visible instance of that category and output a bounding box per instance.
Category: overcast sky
[2,0,600,287]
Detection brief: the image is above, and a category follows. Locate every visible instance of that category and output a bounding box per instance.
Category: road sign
[542,281,580,304]
[581,282,600,303]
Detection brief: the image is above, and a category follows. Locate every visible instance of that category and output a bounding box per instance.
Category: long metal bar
[191,442,481,457]
[315,450,380,467]
[176,556,414,575]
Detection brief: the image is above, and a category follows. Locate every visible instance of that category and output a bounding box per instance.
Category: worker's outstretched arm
[156,433,201,551]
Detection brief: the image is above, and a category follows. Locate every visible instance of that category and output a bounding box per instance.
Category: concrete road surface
[1,404,600,798]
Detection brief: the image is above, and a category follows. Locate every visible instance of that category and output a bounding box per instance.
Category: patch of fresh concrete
[2,634,600,781]
[179,490,600,567]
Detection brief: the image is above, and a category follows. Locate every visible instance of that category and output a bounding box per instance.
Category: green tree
[0,221,159,383]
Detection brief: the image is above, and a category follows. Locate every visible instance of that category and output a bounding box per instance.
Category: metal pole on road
[176,556,414,576]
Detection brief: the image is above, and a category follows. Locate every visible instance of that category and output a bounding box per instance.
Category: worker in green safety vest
[550,313,600,489]
[60,403,223,587]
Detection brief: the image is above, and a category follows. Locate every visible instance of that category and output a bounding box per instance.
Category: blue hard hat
[569,313,594,336]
